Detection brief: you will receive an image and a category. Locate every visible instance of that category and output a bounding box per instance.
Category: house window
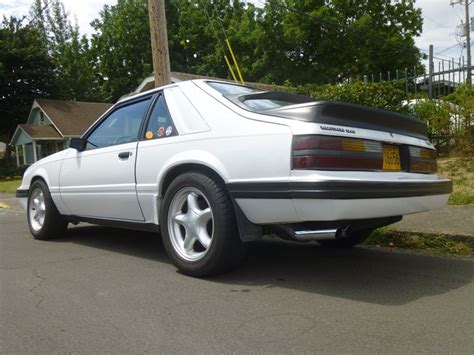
[17,146,24,164]
[39,111,45,125]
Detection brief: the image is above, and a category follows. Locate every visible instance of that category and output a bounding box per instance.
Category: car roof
[116,79,250,105]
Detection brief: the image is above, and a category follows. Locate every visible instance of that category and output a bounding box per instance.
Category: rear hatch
[221,88,436,174]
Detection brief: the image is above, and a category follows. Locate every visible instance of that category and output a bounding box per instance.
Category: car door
[59,96,153,221]
[134,92,180,223]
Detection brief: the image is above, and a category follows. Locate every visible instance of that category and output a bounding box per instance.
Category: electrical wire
[200,0,241,83]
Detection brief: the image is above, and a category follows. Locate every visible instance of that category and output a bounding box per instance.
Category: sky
[0,0,471,64]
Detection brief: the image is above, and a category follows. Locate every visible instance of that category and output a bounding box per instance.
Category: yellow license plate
[383,146,401,171]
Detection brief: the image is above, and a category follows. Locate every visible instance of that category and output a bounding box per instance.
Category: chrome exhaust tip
[293,228,339,241]
[272,225,350,242]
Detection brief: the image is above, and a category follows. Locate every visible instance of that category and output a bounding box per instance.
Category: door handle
[118,151,131,159]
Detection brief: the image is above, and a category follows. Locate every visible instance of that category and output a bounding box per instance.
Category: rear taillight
[292,135,383,170]
[292,135,437,173]
[409,146,437,173]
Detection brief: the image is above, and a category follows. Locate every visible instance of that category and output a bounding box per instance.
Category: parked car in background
[16,80,452,276]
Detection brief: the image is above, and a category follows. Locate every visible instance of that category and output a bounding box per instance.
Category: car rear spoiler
[227,91,428,140]
[268,100,428,140]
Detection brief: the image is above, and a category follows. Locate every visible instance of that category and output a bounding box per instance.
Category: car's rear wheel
[160,172,245,277]
[318,229,372,248]
[27,179,68,240]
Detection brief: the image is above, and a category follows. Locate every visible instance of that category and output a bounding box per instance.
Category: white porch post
[22,145,26,165]
[15,146,20,167]
[32,141,38,162]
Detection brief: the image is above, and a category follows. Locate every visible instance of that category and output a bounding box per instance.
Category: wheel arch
[160,163,228,197]
[23,167,69,216]
[30,175,47,186]
[158,162,263,243]
[23,167,52,192]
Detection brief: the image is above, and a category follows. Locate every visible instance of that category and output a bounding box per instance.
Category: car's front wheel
[27,179,68,240]
[160,172,245,277]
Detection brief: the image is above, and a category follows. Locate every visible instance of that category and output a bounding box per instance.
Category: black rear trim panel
[228,180,452,199]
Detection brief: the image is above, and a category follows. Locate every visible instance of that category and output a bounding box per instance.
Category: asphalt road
[1,206,473,354]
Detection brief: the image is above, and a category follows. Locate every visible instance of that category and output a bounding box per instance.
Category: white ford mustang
[17,79,452,276]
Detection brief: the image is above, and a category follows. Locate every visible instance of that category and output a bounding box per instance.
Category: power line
[418,47,459,61]
[200,0,242,82]
[437,43,462,53]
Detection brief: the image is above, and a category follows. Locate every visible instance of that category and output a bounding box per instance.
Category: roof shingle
[19,124,62,139]
[36,99,113,136]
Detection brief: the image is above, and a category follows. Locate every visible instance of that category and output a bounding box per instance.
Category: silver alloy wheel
[29,188,46,232]
[167,187,214,262]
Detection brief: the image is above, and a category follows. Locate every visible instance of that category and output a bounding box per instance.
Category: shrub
[409,100,451,152]
[444,85,474,155]
[308,81,407,113]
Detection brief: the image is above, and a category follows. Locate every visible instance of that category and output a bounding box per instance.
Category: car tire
[160,172,245,277]
[27,179,68,240]
[318,229,372,248]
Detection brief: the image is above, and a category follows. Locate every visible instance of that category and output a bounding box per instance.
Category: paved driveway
[1,207,473,353]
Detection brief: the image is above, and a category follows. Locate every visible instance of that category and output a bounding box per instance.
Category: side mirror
[69,138,87,152]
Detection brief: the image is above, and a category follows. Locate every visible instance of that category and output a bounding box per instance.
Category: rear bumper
[228,179,452,224]
[228,179,452,199]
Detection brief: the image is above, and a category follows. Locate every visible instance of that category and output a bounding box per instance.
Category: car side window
[87,98,151,149]
[144,95,177,140]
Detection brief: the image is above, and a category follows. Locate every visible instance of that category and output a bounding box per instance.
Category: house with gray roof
[9,99,112,166]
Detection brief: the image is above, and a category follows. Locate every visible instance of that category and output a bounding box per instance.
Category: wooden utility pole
[464,0,472,85]
[148,0,171,88]
[428,44,434,99]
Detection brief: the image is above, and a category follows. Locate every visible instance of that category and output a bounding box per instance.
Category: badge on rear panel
[166,126,173,136]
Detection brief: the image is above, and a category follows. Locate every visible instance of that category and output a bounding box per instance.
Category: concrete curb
[386,229,474,247]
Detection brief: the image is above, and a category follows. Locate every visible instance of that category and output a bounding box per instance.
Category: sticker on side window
[157,127,165,137]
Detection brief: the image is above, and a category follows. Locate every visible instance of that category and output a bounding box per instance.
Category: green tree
[0,16,56,157]
[88,0,254,101]
[30,0,98,101]
[251,0,424,85]
[90,0,153,101]
[85,0,426,99]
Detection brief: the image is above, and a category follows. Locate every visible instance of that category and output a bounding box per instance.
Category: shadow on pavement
[57,225,474,306]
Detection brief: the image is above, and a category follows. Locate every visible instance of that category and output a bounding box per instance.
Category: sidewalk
[0,193,23,212]
[392,205,474,237]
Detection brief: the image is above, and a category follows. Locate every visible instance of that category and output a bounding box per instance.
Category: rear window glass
[207,82,261,95]
[243,99,299,110]
[206,81,315,112]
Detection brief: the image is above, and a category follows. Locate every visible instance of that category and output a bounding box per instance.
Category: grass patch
[364,228,473,257]
[0,179,21,194]
[438,157,474,205]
